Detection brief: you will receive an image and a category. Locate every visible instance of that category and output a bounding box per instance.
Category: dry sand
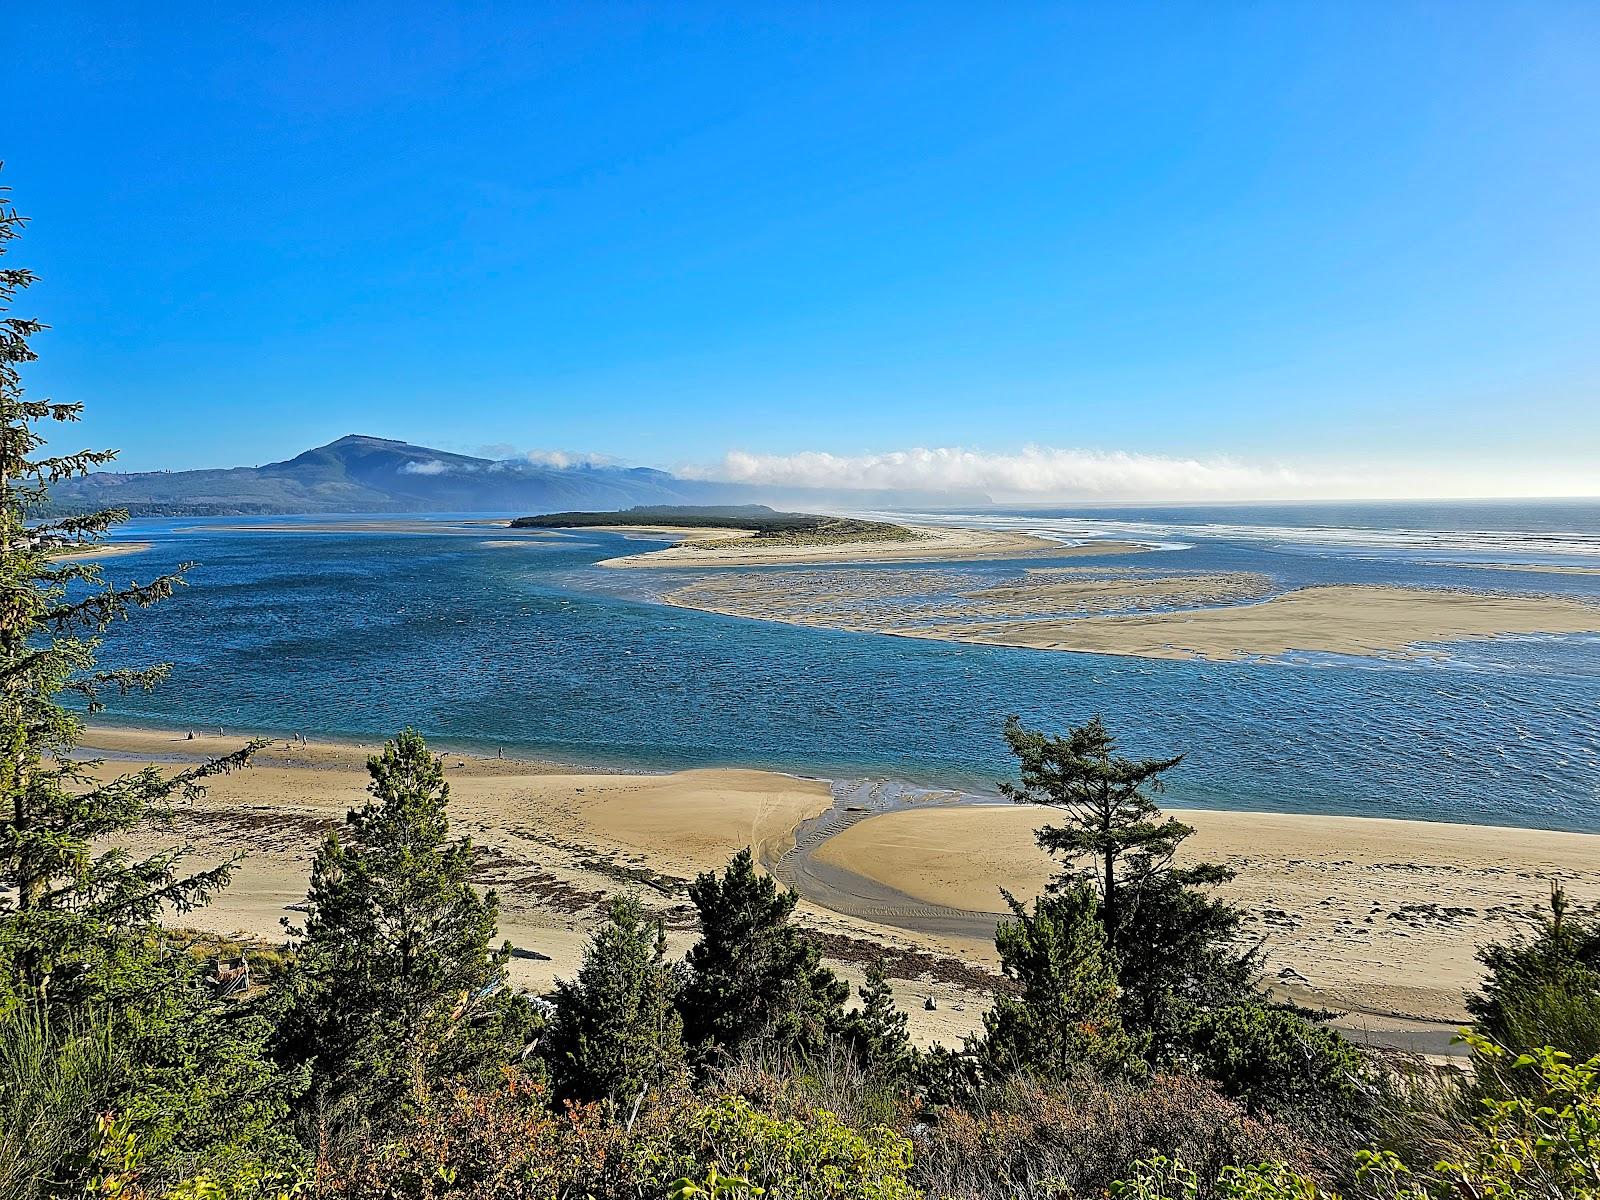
[84,723,1597,1050]
[942,584,1600,660]
[812,804,1600,1022]
[50,541,153,561]
[599,524,1123,568]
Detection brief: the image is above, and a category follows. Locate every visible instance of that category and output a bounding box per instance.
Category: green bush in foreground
[1111,1033,1600,1200]
[1469,883,1600,1064]
[671,1096,919,1200]
[544,893,688,1104]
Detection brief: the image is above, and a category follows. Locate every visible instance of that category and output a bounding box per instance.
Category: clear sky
[11,3,1600,499]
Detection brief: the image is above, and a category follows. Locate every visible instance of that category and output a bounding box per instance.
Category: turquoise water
[87,502,1600,832]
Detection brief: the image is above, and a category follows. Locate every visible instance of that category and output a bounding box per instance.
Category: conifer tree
[680,848,847,1058]
[0,168,297,1187]
[1469,883,1600,1062]
[543,892,687,1104]
[979,885,1139,1079]
[839,958,912,1077]
[1001,714,1194,930]
[276,730,529,1132]
[1000,715,1253,1055]
[0,167,260,1006]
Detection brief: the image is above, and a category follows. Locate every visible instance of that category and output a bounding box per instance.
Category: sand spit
[600,524,1123,568]
[49,541,153,561]
[812,803,1600,1023]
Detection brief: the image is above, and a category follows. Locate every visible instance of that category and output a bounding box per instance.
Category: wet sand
[665,567,1271,635]
[945,584,1600,660]
[661,572,1600,662]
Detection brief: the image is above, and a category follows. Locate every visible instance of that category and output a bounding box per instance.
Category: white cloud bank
[685,445,1337,501]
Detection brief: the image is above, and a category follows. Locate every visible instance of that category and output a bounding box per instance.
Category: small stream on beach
[86,501,1600,832]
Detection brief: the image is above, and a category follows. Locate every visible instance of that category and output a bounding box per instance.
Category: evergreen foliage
[544,892,688,1104]
[275,730,530,1135]
[839,959,913,1078]
[0,170,261,1003]
[1468,882,1600,1062]
[0,168,298,1193]
[1110,870,1257,1060]
[1000,714,1193,929]
[979,885,1140,1079]
[1001,716,1258,1064]
[1178,1001,1373,1119]
[680,848,848,1059]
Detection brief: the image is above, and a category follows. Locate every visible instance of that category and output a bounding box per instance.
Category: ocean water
[85,501,1600,833]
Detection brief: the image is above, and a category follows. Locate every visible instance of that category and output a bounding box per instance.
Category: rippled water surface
[89,501,1600,832]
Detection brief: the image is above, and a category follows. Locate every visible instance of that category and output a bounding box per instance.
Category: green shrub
[1469,884,1600,1064]
[678,1096,919,1200]
[1179,1002,1374,1121]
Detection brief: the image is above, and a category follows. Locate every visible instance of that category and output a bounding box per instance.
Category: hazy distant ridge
[46,434,990,516]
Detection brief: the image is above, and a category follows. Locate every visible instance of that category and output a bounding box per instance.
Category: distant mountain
[44,435,989,516]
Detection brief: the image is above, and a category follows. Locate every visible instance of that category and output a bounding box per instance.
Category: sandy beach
[810,804,1600,1023]
[598,523,1121,568]
[85,723,1598,1051]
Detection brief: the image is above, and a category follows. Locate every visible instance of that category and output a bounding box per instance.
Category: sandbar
[600,524,1128,568]
[939,584,1600,660]
[811,803,1600,1023]
[49,541,153,561]
[666,567,1270,634]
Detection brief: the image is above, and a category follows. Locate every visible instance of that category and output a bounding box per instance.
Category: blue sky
[11,3,1600,499]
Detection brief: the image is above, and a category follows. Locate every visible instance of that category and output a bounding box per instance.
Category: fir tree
[979,885,1139,1079]
[1000,714,1194,930]
[1468,883,1600,1062]
[839,958,912,1077]
[0,167,296,1187]
[1000,715,1252,1056]
[0,168,261,1003]
[680,848,847,1058]
[543,892,687,1104]
[276,730,529,1133]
